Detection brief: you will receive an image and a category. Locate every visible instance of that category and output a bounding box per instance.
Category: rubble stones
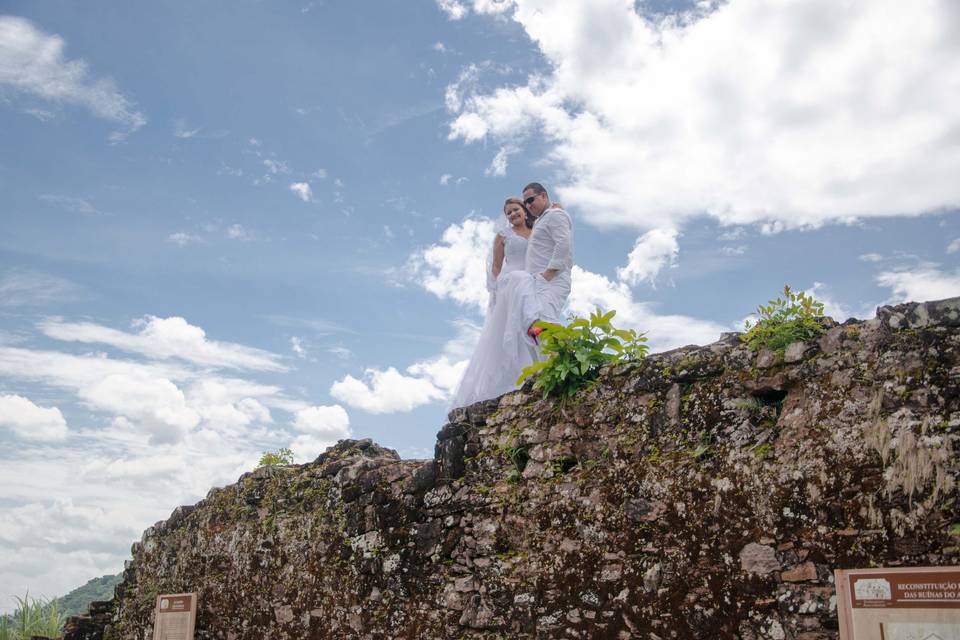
[740,543,781,575]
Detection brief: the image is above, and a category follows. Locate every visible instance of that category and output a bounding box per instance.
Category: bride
[449,197,542,409]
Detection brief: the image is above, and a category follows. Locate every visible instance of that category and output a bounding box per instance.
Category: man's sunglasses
[523,195,538,206]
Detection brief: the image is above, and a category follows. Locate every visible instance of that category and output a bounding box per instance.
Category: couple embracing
[450,182,574,409]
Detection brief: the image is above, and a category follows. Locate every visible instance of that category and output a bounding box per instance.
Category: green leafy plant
[2,592,65,640]
[742,285,825,353]
[517,309,648,399]
[258,447,294,467]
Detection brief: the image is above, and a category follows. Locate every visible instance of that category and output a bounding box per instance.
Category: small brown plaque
[836,567,960,640]
[152,592,197,640]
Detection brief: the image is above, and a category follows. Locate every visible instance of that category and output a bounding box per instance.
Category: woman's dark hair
[504,197,534,229]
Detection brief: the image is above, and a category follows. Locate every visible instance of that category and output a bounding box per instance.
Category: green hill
[55,574,122,619]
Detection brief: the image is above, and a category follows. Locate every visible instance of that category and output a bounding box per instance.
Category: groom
[521,182,573,328]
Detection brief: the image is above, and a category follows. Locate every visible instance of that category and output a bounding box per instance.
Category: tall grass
[0,593,65,640]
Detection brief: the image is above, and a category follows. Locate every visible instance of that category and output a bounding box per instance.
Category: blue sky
[1,0,959,606]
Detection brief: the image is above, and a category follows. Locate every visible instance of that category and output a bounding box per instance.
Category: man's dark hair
[523,182,547,196]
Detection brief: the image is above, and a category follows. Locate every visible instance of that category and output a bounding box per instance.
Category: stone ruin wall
[63,298,960,639]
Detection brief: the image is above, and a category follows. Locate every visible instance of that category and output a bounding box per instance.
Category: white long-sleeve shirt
[525,207,573,275]
[525,207,573,323]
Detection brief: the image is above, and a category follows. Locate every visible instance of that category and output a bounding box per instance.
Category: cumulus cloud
[289,405,351,461]
[0,320,301,446]
[0,394,68,441]
[0,313,339,604]
[445,0,960,231]
[330,320,479,414]
[876,265,960,303]
[39,315,287,371]
[330,367,446,414]
[948,238,960,254]
[293,405,350,438]
[617,229,679,286]
[408,217,496,313]
[289,182,313,202]
[435,0,469,20]
[0,16,146,139]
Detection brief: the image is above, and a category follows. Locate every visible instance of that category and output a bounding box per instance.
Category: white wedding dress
[449,229,542,409]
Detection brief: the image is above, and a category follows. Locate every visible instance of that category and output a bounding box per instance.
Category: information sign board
[836,567,960,640]
[151,592,197,640]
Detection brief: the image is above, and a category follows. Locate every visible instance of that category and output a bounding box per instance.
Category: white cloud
[719,245,747,256]
[436,0,469,20]
[433,41,448,53]
[617,228,679,286]
[717,227,745,242]
[803,282,855,322]
[0,311,348,605]
[328,346,352,360]
[173,119,201,139]
[0,394,68,441]
[289,182,313,202]
[330,367,446,414]
[569,266,728,351]
[83,373,200,444]
[0,269,84,307]
[485,145,514,177]
[23,106,55,121]
[948,238,960,254]
[408,217,495,313]
[248,137,261,146]
[292,405,350,439]
[290,336,305,358]
[167,232,200,247]
[312,168,328,179]
[876,265,960,303]
[446,0,960,231]
[227,223,252,240]
[406,356,468,394]
[0,16,146,139]
[330,320,479,414]
[440,173,468,185]
[39,316,287,371]
[37,194,98,215]
[859,253,884,263]
[264,158,290,175]
[289,403,351,463]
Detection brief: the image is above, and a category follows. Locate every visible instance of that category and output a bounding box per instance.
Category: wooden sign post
[152,593,197,640]
[836,567,960,639]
